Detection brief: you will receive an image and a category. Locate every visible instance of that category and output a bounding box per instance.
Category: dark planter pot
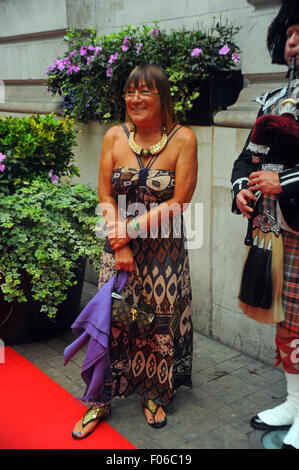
[0,258,86,345]
[186,70,243,125]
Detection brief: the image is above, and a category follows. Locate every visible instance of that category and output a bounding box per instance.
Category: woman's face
[284,24,299,70]
[124,79,162,127]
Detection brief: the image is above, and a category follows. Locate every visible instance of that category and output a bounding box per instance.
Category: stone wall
[0,0,287,365]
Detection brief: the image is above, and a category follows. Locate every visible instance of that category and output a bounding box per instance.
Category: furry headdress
[267,0,299,65]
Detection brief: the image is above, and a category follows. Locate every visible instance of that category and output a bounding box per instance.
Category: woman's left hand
[248,170,282,195]
[107,220,131,250]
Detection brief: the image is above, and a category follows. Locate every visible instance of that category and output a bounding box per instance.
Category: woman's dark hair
[123,64,177,125]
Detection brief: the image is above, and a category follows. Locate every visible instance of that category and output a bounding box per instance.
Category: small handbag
[111,272,155,338]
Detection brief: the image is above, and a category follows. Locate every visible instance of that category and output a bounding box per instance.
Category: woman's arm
[98,126,135,272]
[98,126,123,230]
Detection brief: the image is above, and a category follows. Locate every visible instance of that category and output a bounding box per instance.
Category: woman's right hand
[236,189,257,219]
[115,244,135,272]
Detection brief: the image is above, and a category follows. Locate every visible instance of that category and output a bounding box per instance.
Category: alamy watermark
[95,197,203,250]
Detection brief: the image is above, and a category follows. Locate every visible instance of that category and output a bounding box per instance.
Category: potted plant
[46,19,242,125]
[0,114,103,344]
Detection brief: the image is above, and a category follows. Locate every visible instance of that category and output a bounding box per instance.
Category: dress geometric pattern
[98,166,193,408]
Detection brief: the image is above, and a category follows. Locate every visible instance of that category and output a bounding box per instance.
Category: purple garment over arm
[64,270,128,403]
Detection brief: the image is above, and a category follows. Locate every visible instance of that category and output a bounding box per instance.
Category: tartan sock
[258,372,299,426]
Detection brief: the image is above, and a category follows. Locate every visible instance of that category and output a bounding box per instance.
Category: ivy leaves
[0,180,103,318]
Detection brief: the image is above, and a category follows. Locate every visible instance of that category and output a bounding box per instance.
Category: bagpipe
[238,56,299,324]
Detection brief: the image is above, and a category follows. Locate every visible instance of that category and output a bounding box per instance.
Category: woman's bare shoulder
[104,124,124,140]
[175,124,197,146]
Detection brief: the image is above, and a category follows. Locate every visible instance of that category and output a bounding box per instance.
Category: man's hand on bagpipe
[236,189,258,219]
[248,170,283,195]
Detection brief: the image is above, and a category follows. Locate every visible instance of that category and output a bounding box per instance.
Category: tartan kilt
[279,229,299,336]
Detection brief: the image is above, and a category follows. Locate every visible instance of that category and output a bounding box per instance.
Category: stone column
[215,0,285,129]
[0,0,72,115]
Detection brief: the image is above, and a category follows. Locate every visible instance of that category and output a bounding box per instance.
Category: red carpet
[0,347,136,449]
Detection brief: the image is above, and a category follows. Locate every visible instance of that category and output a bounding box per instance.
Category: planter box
[0,259,86,345]
[186,71,243,125]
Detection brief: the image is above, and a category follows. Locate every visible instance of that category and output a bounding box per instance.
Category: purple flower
[191,48,202,57]
[45,64,56,74]
[55,58,65,71]
[87,45,95,51]
[150,28,159,37]
[70,50,77,57]
[94,46,102,55]
[87,56,94,65]
[106,66,113,78]
[66,65,74,75]
[122,36,131,51]
[232,52,240,63]
[0,153,6,172]
[108,52,119,64]
[79,46,87,56]
[49,170,59,183]
[67,64,81,74]
[51,174,59,183]
[136,42,143,54]
[219,46,230,55]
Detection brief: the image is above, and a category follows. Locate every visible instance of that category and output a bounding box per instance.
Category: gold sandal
[142,398,167,429]
[72,405,111,440]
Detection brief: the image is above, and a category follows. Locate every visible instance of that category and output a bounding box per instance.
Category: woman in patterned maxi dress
[72,64,198,438]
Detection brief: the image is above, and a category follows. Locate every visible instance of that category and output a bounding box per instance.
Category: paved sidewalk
[12,283,286,450]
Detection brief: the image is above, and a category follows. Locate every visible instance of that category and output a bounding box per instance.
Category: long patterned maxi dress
[98,132,193,409]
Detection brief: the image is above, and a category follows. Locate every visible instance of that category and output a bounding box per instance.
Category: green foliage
[46,19,241,123]
[0,179,103,318]
[0,113,80,194]
[0,114,104,319]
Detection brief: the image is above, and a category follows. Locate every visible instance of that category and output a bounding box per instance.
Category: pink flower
[66,65,74,75]
[106,66,113,78]
[94,46,102,55]
[55,59,65,71]
[0,153,7,163]
[232,52,240,63]
[67,64,81,74]
[219,46,230,55]
[49,170,59,183]
[136,42,143,54]
[51,174,59,183]
[0,163,5,172]
[191,48,202,57]
[79,46,87,56]
[108,52,118,64]
[70,50,77,57]
[122,36,131,51]
[150,28,159,37]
